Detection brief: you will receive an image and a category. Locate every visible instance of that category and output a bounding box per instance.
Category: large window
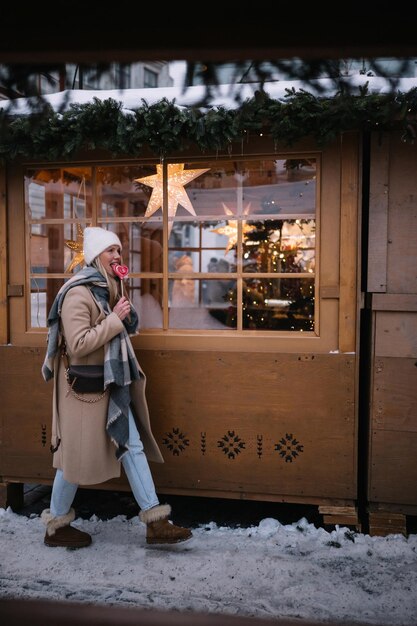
[115,64,131,89]
[25,157,318,334]
[143,68,158,88]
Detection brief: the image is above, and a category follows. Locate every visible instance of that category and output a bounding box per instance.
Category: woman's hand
[113,296,131,321]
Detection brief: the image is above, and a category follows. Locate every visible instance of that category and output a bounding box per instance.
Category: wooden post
[339,132,360,353]
[0,482,24,511]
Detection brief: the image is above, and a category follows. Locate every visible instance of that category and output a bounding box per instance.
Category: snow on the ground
[1,507,416,625]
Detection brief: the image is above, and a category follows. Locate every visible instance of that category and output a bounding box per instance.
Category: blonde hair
[91,257,120,308]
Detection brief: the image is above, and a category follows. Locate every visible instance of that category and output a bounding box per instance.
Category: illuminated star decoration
[211,203,255,254]
[136,163,209,234]
[65,223,86,272]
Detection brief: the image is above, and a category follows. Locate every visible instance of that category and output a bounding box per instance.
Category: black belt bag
[66,364,105,394]
[61,338,106,402]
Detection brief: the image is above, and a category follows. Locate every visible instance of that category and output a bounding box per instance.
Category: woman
[41,227,192,548]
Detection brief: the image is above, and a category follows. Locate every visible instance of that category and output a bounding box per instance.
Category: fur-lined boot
[139,504,192,545]
[41,508,92,548]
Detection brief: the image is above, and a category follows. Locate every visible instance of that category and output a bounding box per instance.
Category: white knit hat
[83,227,122,265]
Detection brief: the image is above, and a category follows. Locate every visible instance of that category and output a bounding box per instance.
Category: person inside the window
[171,254,195,307]
[41,226,192,548]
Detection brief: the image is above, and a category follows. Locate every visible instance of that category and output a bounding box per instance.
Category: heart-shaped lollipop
[111,262,129,279]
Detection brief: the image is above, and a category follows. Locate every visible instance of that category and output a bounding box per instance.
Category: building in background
[39,61,174,93]
[187,58,417,86]
[0,61,174,99]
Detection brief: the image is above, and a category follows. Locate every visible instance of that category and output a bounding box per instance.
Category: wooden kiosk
[0,123,414,534]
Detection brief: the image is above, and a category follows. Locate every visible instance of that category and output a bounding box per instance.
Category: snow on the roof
[2,74,417,116]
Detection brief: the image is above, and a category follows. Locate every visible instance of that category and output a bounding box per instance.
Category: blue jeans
[50,407,160,517]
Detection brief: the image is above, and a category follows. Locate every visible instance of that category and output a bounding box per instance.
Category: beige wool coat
[50,285,164,485]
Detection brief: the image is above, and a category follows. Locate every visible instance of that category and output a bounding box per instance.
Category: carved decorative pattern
[162,428,190,456]
[274,433,304,462]
[200,432,207,455]
[41,424,47,447]
[217,430,245,460]
[256,434,263,458]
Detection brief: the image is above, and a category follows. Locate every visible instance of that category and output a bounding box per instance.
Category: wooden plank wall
[368,132,417,520]
[142,350,357,503]
[0,346,357,507]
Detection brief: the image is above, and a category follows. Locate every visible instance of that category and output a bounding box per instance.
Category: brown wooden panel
[7,164,27,347]
[0,347,357,505]
[368,133,389,293]
[320,286,340,299]
[0,346,54,481]
[374,311,417,357]
[0,481,24,509]
[368,430,417,506]
[320,143,341,291]
[368,512,407,537]
[386,133,417,294]
[319,505,361,530]
[372,293,417,311]
[140,351,357,501]
[371,357,417,432]
[339,132,359,352]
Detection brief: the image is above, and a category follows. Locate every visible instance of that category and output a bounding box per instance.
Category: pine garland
[1,84,417,162]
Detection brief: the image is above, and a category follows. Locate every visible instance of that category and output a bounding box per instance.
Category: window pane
[243,158,316,218]
[169,220,237,273]
[203,277,235,307]
[30,223,86,274]
[129,278,163,329]
[100,222,163,274]
[133,223,163,273]
[202,253,235,274]
[169,220,200,248]
[116,63,131,89]
[169,279,237,330]
[169,251,199,274]
[204,218,238,256]
[25,167,92,220]
[97,165,163,219]
[241,277,315,331]
[144,68,158,88]
[30,278,66,328]
[164,158,316,222]
[165,162,239,219]
[243,219,316,274]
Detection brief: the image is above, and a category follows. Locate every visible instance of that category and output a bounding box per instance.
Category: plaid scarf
[42,266,140,460]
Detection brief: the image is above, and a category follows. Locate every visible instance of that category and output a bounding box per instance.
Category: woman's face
[98,245,122,277]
